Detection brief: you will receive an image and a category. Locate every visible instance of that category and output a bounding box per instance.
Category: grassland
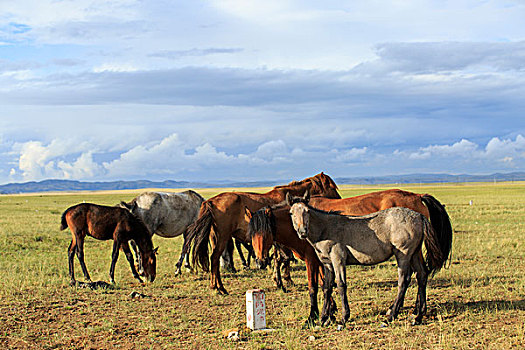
[0,182,524,349]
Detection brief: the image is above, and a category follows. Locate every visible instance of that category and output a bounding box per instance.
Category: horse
[288,195,452,326]
[184,172,340,295]
[249,189,452,287]
[245,204,332,323]
[247,189,453,323]
[60,203,157,285]
[118,190,204,275]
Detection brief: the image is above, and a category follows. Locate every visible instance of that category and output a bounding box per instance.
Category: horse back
[63,203,135,240]
[310,189,429,218]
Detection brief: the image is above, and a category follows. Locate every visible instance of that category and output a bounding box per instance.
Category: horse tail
[421,215,448,277]
[60,207,71,230]
[421,194,453,271]
[188,201,215,272]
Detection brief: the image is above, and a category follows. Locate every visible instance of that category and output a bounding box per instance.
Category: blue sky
[1,0,524,184]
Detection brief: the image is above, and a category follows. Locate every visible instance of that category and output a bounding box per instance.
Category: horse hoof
[303,319,316,329]
[409,314,422,326]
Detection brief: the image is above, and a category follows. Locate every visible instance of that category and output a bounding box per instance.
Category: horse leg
[332,260,350,325]
[68,240,77,285]
[109,240,120,284]
[411,253,428,325]
[320,265,335,326]
[122,242,144,283]
[220,238,236,273]
[272,247,285,292]
[304,255,320,326]
[75,236,92,283]
[210,238,229,295]
[281,247,294,286]
[129,239,143,275]
[235,239,249,269]
[387,258,412,322]
[175,230,190,275]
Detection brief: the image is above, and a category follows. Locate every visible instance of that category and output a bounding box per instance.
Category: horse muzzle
[297,228,308,239]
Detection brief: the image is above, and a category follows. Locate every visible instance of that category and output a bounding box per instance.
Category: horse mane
[307,204,342,216]
[248,207,276,240]
[124,209,153,251]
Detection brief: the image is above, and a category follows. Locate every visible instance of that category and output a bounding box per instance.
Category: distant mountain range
[1,172,524,194]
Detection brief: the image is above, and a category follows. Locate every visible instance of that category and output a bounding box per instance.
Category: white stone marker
[246,289,266,330]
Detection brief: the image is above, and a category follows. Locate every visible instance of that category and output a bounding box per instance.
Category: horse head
[141,247,157,282]
[245,206,274,268]
[289,201,310,239]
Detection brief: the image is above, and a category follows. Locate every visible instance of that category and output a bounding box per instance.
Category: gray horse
[287,193,451,326]
[119,190,204,275]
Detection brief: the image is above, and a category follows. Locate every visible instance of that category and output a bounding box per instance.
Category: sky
[1,0,524,184]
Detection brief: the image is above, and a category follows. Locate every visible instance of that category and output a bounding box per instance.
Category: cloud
[408,139,479,160]
[5,133,525,183]
[355,41,525,76]
[150,48,244,60]
[395,135,525,170]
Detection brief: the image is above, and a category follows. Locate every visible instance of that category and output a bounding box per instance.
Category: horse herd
[60,172,453,326]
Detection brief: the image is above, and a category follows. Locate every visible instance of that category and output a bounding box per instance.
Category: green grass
[0,183,524,349]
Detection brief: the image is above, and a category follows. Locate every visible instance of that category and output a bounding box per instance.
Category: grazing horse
[247,189,453,323]
[60,203,157,285]
[289,196,452,326]
[185,172,341,295]
[118,190,204,275]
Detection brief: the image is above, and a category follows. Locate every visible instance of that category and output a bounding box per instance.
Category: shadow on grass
[74,280,115,290]
[438,299,525,314]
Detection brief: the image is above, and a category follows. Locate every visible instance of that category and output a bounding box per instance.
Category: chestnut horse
[60,203,157,285]
[248,189,452,323]
[184,172,340,295]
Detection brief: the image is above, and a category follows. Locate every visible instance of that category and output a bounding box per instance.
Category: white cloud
[408,139,479,160]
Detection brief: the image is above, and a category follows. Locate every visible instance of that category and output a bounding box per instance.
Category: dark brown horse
[60,203,157,285]
[248,189,453,323]
[184,172,340,295]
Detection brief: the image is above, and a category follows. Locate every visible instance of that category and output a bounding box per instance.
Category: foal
[289,195,450,325]
[60,203,157,285]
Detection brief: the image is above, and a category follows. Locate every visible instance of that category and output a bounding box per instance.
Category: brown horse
[245,204,332,323]
[248,189,452,322]
[184,172,340,295]
[60,203,157,285]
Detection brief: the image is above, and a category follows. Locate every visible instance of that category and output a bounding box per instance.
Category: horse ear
[303,190,310,202]
[153,247,159,255]
[286,192,293,206]
[244,206,253,220]
[120,201,131,210]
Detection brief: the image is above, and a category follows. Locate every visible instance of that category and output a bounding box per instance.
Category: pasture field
[0,183,524,349]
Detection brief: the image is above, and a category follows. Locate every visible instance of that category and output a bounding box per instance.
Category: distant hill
[0,172,524,194]
[0,179,277,194]
[335,172,525,185]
